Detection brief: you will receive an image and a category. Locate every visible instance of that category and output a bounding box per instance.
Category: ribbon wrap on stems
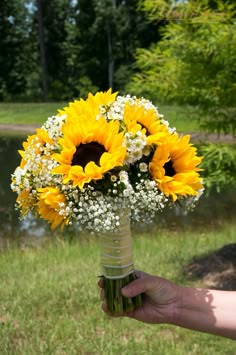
[99,207,142,314]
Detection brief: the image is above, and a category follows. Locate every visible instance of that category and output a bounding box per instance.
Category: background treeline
[1,0,236,191]
[0,0,165,101]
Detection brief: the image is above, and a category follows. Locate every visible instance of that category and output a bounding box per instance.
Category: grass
[0,102,201,132]
[159,104,200,132]
[0,102,65,125]
[0,223,235,354]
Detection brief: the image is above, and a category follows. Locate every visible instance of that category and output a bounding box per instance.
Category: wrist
[173,286,202,325]
[172,286,216,332]
[156,282,183,325]
[168,284,184,325]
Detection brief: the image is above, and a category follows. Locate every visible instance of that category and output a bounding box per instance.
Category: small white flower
[111,175,117,182]
[119,171,128,183]
[142,146,151,156]
[123,189,130,197]
[139,162,148,172]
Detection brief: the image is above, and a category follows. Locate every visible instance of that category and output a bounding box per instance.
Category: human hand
[98,270,180,324]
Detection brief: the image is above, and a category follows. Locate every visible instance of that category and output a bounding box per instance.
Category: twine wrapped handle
[99,209,134,279]
[99,208,142,314]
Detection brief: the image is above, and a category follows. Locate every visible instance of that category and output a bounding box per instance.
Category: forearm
[174,287,236,339]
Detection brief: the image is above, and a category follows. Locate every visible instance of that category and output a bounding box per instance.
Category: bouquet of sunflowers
[11,90,203,314]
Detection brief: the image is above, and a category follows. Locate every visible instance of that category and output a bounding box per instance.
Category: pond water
[0,135,55,247]
[0,134,235,248]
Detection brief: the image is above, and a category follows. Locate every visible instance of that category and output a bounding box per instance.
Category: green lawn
[0,102,65,125]
[0,224,235,354]
[0,102,200,132]
[159,104,200,132]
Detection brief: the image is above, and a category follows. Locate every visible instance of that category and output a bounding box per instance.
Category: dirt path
[187,132,235,143]
[0,123,235,143]
[0,123,40,134]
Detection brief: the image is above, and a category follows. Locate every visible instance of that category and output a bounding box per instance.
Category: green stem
[102,271,142,314]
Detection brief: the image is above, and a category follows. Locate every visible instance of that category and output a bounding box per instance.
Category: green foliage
[77,0,162,92]
[36,0,82,100]
[0,0,165,101]
[131,0,236,135]
[200,144,236,192]
[129,0,236,193]
[0,0,40,100]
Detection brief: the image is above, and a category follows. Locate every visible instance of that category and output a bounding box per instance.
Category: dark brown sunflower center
[71,142,106,168]
[164,160,176,177]
[139,123,150,136]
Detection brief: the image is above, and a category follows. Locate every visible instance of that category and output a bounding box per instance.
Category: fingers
[100,288,105,301]
[98,277,104,288]
[134,270,149,279]
[98,270,147,289]
[98,270,151,300]
[121,274,156,298]
[98,271,153,318]
[98,278,105,303]
[101,300,136,319]
[100,296,126,318]
[101,302,112,316]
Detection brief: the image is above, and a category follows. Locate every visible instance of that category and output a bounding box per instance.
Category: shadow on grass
[184,243,236,291]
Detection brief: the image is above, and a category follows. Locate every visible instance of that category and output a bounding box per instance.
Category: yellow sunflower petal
[51,105,126,188]
[87,89,118,107]
[150,132,203,200]
[37,187,69,230]
[124,102,168,145]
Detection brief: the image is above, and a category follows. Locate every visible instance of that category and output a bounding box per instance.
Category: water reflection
[0,135,235,247]
[0,135,55,248]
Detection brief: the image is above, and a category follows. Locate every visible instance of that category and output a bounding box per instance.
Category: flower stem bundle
[102,273,142,314]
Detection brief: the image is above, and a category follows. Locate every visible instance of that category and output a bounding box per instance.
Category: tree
[36,0,48,100]
[0,0,165,101]
[128,0,236,191]
[32,0,99,100]
[0,0,39,100]
[76,0,162,92]
[130,0,236,134]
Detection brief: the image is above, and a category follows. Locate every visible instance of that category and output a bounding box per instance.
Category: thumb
[121,276,154,298]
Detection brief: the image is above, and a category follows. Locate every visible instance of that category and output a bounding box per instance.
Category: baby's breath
[11,91,203,233]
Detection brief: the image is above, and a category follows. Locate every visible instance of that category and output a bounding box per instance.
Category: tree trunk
[36,0,48,100]
[107,0,116,90]
[107,23,114,90]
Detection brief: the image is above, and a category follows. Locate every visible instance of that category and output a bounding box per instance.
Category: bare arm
[99,270,236,340]
[175,286,236,339]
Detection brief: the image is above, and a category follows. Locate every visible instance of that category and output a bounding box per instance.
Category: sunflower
[124,102,168,145]
[52,113,126,189]
[149,133,203,201]
[37,187,69,230]
[58,89,118,121]
[86,88,118,107]
[16,190,35,216]
[19,128,54,168]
